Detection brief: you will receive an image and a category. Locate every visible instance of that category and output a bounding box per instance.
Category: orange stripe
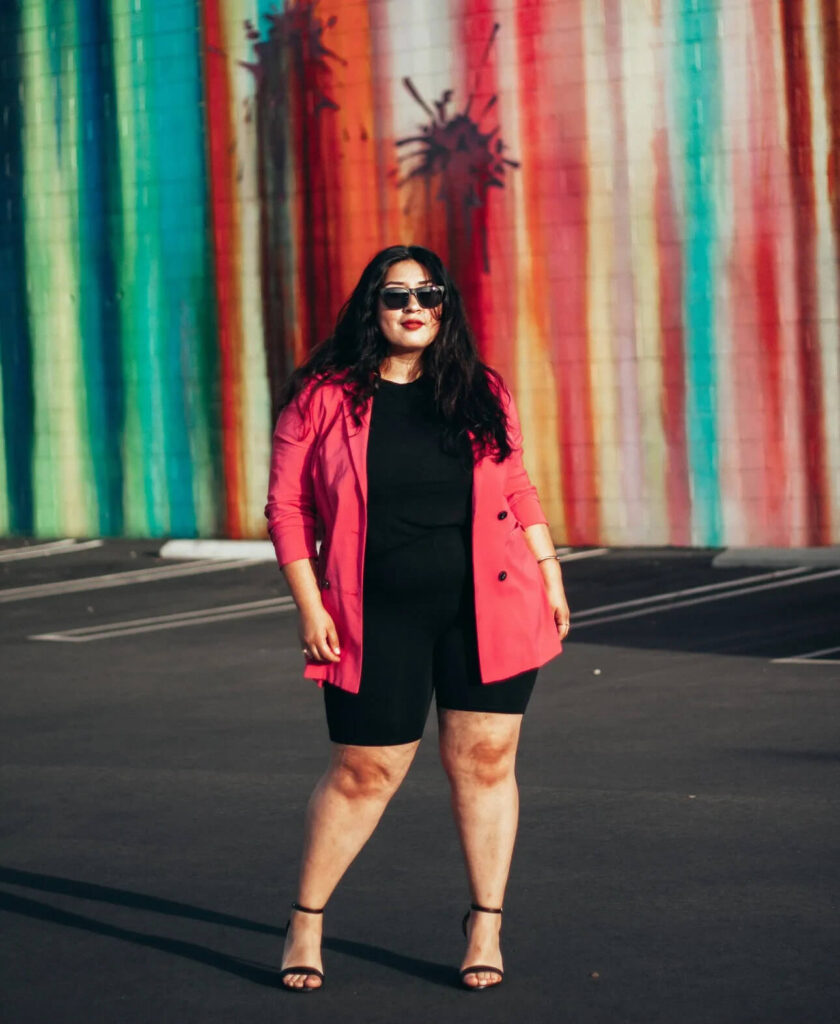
[201,0,243,536]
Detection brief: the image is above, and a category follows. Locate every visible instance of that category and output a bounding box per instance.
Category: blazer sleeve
[500,384,549,529]
[264,387,320,568]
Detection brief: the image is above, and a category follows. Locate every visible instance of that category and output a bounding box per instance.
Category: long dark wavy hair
[276,244,512,463]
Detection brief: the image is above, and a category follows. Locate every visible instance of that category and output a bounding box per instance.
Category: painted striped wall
[1,0,838,546]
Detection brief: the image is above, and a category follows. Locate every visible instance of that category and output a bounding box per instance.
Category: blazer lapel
[341,386,372,503]
[470,433,487,519]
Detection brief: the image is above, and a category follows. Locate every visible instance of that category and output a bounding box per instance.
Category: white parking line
[0,559,255,603]
[573,567,808,618]
[31,596,297,642]
[31,564,837,645]
[772,644,840,665]
[571,568,840,629]
[557,547,609,562]
[0,539,104,562]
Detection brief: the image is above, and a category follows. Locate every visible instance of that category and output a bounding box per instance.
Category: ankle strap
[470,902,503,915]
[291,901,325,915]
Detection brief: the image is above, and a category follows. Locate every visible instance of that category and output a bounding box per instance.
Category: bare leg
[438,709,523,989]
[281,740,419,989]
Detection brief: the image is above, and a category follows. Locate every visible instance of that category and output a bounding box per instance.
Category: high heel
[279,902,325,992]
[459,902,504,990]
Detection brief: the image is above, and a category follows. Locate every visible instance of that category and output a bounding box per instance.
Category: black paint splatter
[241,2,345,118]
[395,23,518,271]
[241,1,345,412]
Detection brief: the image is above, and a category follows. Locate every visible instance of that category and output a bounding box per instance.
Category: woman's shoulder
[294,371,350,407]
[480,364,513,406]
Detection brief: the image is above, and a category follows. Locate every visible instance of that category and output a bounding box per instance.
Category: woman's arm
[521,523,571,640]
[265,390,341,664]
[500,385,571,639]
[265,393,319,566]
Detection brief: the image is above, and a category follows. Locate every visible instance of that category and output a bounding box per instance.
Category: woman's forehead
[382,260,432,285]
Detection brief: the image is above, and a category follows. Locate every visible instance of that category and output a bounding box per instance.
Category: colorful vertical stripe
[1,0,838,546]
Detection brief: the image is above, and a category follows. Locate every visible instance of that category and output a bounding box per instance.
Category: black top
[364,376,473,561]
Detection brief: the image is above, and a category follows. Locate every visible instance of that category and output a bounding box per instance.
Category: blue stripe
[671,0,723,545]
[147,0,211,535]
[75,0,125,534]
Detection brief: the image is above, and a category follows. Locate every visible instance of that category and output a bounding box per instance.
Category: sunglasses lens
[381,289,410,310]
[417,286,444,308]
[380,286,444,309]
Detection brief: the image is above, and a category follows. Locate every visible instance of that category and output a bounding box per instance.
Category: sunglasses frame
[379,285,445,310]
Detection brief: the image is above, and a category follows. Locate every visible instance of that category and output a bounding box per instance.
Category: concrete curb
[159,539,277,562]
[713,547,840,569]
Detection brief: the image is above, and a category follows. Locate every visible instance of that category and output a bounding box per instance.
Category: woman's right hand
[298,604,342,663]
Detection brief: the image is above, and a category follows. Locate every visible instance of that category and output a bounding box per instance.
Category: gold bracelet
[536,554,560,563]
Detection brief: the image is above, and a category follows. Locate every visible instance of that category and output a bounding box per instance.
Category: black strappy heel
[459,902,504,990]
[279,902,325,992]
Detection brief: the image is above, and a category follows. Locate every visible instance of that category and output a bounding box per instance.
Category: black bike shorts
[323,531,537,746]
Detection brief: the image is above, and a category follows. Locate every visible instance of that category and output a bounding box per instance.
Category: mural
[1,0,838,546]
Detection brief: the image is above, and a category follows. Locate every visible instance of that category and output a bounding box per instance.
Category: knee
[332,749,404,802]
[442,736,516,789]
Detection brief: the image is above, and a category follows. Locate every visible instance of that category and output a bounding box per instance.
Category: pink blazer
[265,374,563,694]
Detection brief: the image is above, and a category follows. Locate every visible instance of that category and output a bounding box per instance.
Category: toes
[282,971,322,990]
[462,969,501,988]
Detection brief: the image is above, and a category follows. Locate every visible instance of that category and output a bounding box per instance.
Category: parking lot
[2,540,839,1023]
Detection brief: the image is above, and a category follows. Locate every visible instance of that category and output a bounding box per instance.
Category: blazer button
[498,571,507,581]
[497,510,508,520]
[322,579,331,589]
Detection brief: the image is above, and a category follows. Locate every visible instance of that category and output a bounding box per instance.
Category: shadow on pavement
[0,868,455,990]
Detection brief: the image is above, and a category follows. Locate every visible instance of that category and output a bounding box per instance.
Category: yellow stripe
[583,13,621,544]
[222,1,273,537]
[497,20,565,536]
[621,1,668,543]
[23,3,93,536]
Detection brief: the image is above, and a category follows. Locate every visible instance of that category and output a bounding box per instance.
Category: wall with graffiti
[1,1,838,546]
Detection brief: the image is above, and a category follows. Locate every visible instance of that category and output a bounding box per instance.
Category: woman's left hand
[545,581,571,640]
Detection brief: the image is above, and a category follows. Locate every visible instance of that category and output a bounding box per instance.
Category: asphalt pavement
[1,540,839,1024]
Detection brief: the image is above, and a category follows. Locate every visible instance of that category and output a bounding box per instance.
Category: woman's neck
[379,355,423,384]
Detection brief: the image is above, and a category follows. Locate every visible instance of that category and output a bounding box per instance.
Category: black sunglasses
[379,285,445,310]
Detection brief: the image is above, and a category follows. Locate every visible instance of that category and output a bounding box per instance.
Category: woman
[265,245,570,992]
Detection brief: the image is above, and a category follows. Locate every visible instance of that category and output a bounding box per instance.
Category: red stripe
[781,0,830,543]
[201,0,242,536]
[754,221,787,538]
[749,0,788,541]
[820,0,840,307]
[454,4,508,373]
[652,117,691,545]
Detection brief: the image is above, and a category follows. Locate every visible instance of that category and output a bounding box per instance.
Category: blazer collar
[339,382,488,511]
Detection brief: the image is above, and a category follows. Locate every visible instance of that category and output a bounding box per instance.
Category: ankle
[289,910,323,929]
[465,905,503,938]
